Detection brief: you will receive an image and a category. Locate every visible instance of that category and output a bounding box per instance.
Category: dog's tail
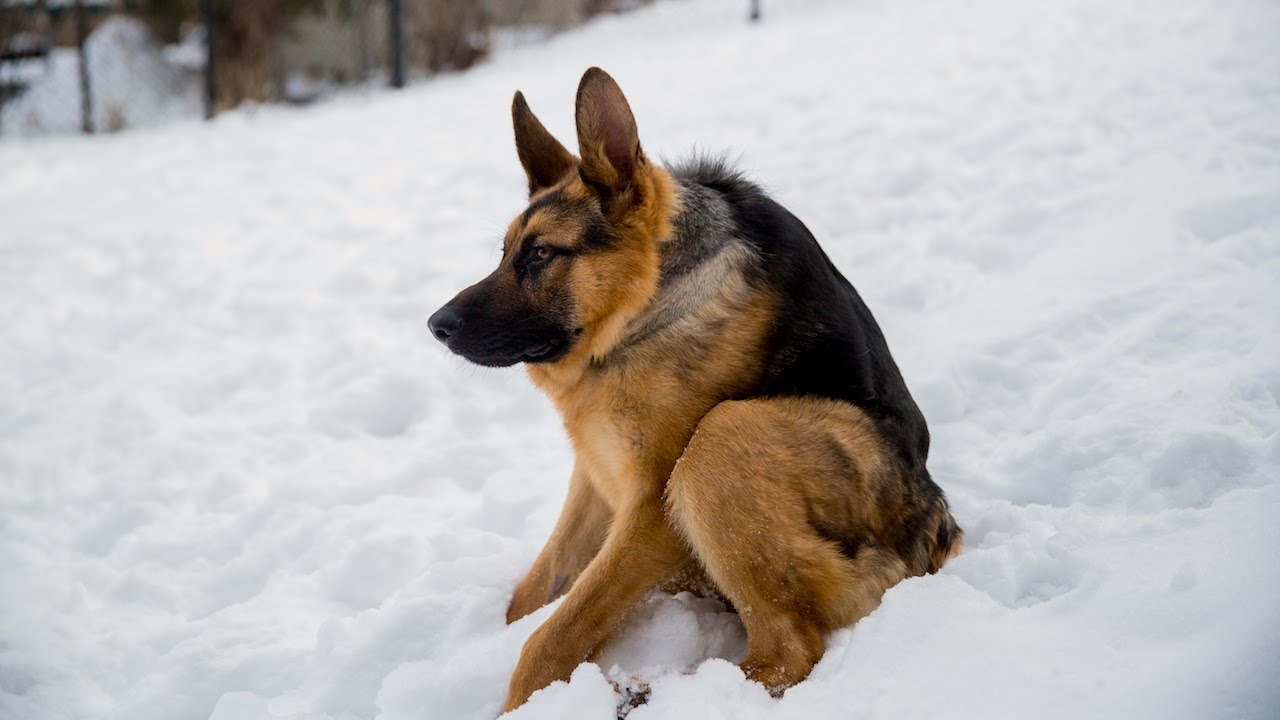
[925,497,964,574]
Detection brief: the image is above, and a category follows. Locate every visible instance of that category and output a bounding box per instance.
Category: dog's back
[614,156,961,575]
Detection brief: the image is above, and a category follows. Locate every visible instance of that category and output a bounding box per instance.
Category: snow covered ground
[0,17,201,137]
[2,0,1279,718]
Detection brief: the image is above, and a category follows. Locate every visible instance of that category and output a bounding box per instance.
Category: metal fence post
[202,0,216,119]
[388,0,405,88]
[75,0,92,133]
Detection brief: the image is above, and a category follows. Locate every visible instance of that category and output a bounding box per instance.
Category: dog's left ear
[513,91,578,196]
[575,67,645,210]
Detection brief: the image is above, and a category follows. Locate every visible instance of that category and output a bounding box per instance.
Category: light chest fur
[531,184,776,511]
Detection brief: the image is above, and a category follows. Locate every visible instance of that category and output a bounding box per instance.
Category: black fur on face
[429,188,620,367]
[429,239,578,367]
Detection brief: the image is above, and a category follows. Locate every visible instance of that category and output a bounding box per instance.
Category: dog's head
[429,68,676,368]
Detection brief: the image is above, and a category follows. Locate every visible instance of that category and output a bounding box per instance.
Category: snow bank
[1,0,1278,718]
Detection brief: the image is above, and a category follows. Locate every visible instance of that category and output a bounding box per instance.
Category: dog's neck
[526,164,681,402]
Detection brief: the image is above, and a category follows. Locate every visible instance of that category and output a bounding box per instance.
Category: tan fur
[492,69,960,712]
[521,165,679,391]
[576,166,679,365]
[504,502,689,711]
[665,398,914,692]
[506,460,611,623]
[503,163,781,711]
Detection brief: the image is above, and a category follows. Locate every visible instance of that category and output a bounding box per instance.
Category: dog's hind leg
[664,397,916,693]
[507,461,611,623]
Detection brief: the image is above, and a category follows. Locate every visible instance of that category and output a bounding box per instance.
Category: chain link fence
[0,0,652,138]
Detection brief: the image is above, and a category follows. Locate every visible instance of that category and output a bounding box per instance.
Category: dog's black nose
[429,306,463,343]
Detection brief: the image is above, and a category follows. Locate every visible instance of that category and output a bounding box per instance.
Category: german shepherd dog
[429,68,962,712]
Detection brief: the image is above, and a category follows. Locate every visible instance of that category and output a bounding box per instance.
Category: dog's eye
[531,245,554,264]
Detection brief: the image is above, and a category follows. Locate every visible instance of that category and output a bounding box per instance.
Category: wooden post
[75,0,92,133]
[202,0,216,119]
[388,0,405,88]
[353,0,370,83]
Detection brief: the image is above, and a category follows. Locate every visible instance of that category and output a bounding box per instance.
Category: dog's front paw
[502,627,564,712]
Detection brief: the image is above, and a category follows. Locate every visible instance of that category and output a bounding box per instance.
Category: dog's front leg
[503,500,686,712]
[507,462,611,623]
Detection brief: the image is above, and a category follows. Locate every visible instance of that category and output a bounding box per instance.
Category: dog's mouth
[429,295,572,367]
[520,339,565,364]
[443,335,569,368]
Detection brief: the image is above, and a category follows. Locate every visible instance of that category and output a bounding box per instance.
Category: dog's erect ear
[513,91,577,196]
[575,67,644,208]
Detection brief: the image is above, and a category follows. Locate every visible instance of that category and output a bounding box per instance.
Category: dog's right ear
[513,91,577,196]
